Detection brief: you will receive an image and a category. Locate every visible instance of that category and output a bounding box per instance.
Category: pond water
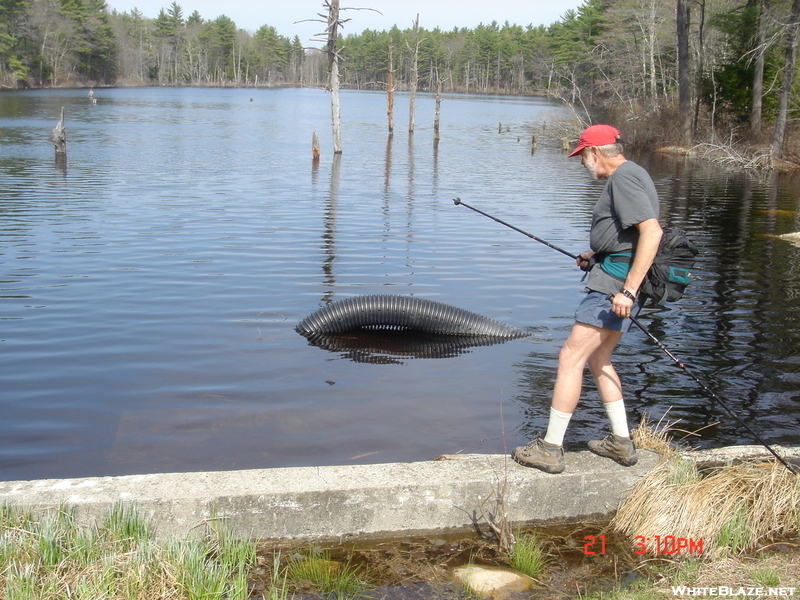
[1,87,799,481]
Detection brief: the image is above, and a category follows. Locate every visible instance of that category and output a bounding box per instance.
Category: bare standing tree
[387,40,395,136]
[407,14,420,134]
[771,0,800,160]
[751,0,770,141]
[677,0,692,145]
[324,0,344,154]
[433,68,448,142]
[302,2,382,155]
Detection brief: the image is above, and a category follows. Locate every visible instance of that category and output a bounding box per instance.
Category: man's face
[581,147,600,179]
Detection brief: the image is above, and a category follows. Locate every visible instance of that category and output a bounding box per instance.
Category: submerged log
[52,107,66,156]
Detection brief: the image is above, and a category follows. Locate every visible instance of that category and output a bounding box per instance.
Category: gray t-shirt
[586,160,659,295]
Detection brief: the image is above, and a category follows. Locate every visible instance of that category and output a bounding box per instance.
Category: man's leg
[552,322,621,413]
[545,322,619,444]
[513,322,617,473]
[585,331,638,465]
[586,331,630,438]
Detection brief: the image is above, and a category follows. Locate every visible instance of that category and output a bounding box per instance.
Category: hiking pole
[453,198,579,260]
[626,313,797,474]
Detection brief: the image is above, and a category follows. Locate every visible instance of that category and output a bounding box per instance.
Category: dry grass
[614,415,800,558]
[631,412,684,460]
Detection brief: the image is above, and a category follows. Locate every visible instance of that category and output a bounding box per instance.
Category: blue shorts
[575,290,642,333]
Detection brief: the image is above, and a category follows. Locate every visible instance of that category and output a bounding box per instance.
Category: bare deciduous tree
[751,0,770,140]
[771,0,800,159]
[303,2,382,154]
[677,0,692,145]
[407,14,420,134]
[324,0,344,154]
[387,40,394,136]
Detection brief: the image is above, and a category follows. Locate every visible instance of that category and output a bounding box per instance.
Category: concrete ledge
[0,450,660,541]
[686,444,800,467]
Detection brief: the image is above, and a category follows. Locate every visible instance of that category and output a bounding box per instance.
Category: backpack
[639,227,699,306]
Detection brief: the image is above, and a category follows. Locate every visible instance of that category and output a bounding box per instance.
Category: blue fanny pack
[598,253,634,281]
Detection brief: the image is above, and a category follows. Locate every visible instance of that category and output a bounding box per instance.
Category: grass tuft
[751,566,781,587]
[716,504,752,555]
[266,550,290,600]
[509,531,547,577]
[288,547,366,598]
[103,501,152,552]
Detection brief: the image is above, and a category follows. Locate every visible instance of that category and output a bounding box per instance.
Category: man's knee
[558,340,585,369]
[586,351,614,375]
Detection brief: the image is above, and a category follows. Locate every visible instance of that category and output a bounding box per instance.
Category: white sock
[603,399,630,438]
[544,407,572,447]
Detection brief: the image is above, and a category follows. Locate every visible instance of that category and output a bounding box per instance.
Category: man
[512,124,663,474]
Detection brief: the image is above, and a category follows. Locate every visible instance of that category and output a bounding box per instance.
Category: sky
[103,0,588,45]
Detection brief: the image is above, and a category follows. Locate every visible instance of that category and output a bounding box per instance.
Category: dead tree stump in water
[312,131,321,160]
[434,73,444,142]
[52,107,66,156]
[407,14,420,134]
[387,41,395,136]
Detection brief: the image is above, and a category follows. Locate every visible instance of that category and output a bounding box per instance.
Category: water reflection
[321,153,342,304]
[304,331,522,364]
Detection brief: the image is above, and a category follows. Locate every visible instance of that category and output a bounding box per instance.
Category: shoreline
[0,450,661,542]
[3,445,798,543]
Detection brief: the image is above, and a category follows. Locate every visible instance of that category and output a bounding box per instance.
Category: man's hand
[576,251,594,271]
[611,292,634,318]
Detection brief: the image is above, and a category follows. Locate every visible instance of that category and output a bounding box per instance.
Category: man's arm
[612,218,662,316]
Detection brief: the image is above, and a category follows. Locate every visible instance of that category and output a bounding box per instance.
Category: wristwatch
[621,289,636,301]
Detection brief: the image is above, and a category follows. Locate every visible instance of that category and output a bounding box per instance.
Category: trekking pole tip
[453,197,461,205]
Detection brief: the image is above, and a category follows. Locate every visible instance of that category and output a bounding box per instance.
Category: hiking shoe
[512,438,565,474]
[587,433,638,466]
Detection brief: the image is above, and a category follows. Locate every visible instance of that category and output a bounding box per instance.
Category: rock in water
[453,565,534,600]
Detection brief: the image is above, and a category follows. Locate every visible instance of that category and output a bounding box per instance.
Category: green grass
[0,502,257,600]
[665,456,700,486]
[288,547,367,598]
[103,500,153,551]
[3,502,796,600]
[267,550,291,600]
[716,505,752,554]
[510,532,548,577]
[0,503,366,600]
[751,567,781,587]
[580,578,660,600]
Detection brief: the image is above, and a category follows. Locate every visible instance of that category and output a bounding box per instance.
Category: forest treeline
[1,0,800,159]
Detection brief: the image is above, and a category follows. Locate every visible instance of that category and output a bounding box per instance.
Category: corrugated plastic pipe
[296,294,525,339]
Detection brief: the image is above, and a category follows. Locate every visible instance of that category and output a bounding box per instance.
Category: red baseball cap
[568,124,622,157]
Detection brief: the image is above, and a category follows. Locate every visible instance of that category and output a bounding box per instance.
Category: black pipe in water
[296,294,527,339]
